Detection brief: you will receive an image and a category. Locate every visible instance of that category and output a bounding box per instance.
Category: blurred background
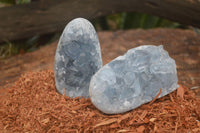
[0,0,198,58]
[0,0,199,89]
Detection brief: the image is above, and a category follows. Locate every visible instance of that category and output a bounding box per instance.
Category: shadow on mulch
[0,70,200,132]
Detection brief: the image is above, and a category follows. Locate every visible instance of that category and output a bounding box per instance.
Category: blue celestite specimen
[54,18,102,98]
[89,45,178,114]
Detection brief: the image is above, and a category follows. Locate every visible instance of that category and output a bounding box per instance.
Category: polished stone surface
[89,45,178,114]
[55,18,102,98]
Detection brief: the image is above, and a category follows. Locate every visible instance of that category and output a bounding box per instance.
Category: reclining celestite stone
[89,45,178,114]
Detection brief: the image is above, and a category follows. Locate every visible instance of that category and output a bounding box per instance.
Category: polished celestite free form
[89,45,178,114]
[54,18,102,98]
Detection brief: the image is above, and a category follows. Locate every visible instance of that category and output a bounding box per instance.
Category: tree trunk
[0,0,200,42]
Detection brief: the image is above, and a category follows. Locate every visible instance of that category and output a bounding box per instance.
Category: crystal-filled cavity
[55,18,102,98]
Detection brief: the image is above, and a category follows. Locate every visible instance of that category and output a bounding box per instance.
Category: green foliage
[193,27,200,35]
[0,0,31,5]
[94,12,185,30]
[122,12,161,29]
[0,42,18,58]
[0,33,60,58]
[15,0,31,4]
[0,36,38,58]
[0,0,15,4]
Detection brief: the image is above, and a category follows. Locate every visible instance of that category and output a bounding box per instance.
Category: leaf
[177,85,185,99]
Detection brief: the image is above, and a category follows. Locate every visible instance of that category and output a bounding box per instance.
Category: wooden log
[0,0,200,42]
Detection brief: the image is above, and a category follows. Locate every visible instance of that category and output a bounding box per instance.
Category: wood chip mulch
[0,70,200,132]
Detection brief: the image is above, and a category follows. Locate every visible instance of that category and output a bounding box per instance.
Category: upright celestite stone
[89,45,178,114]
[55,18,102,98]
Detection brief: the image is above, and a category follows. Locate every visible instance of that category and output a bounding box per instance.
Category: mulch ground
[0,70,200,132]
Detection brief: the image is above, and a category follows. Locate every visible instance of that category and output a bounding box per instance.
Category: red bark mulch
[0,70,200,132]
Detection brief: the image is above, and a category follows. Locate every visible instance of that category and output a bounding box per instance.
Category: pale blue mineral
[54,18,102,98]
[89,45,178,114]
